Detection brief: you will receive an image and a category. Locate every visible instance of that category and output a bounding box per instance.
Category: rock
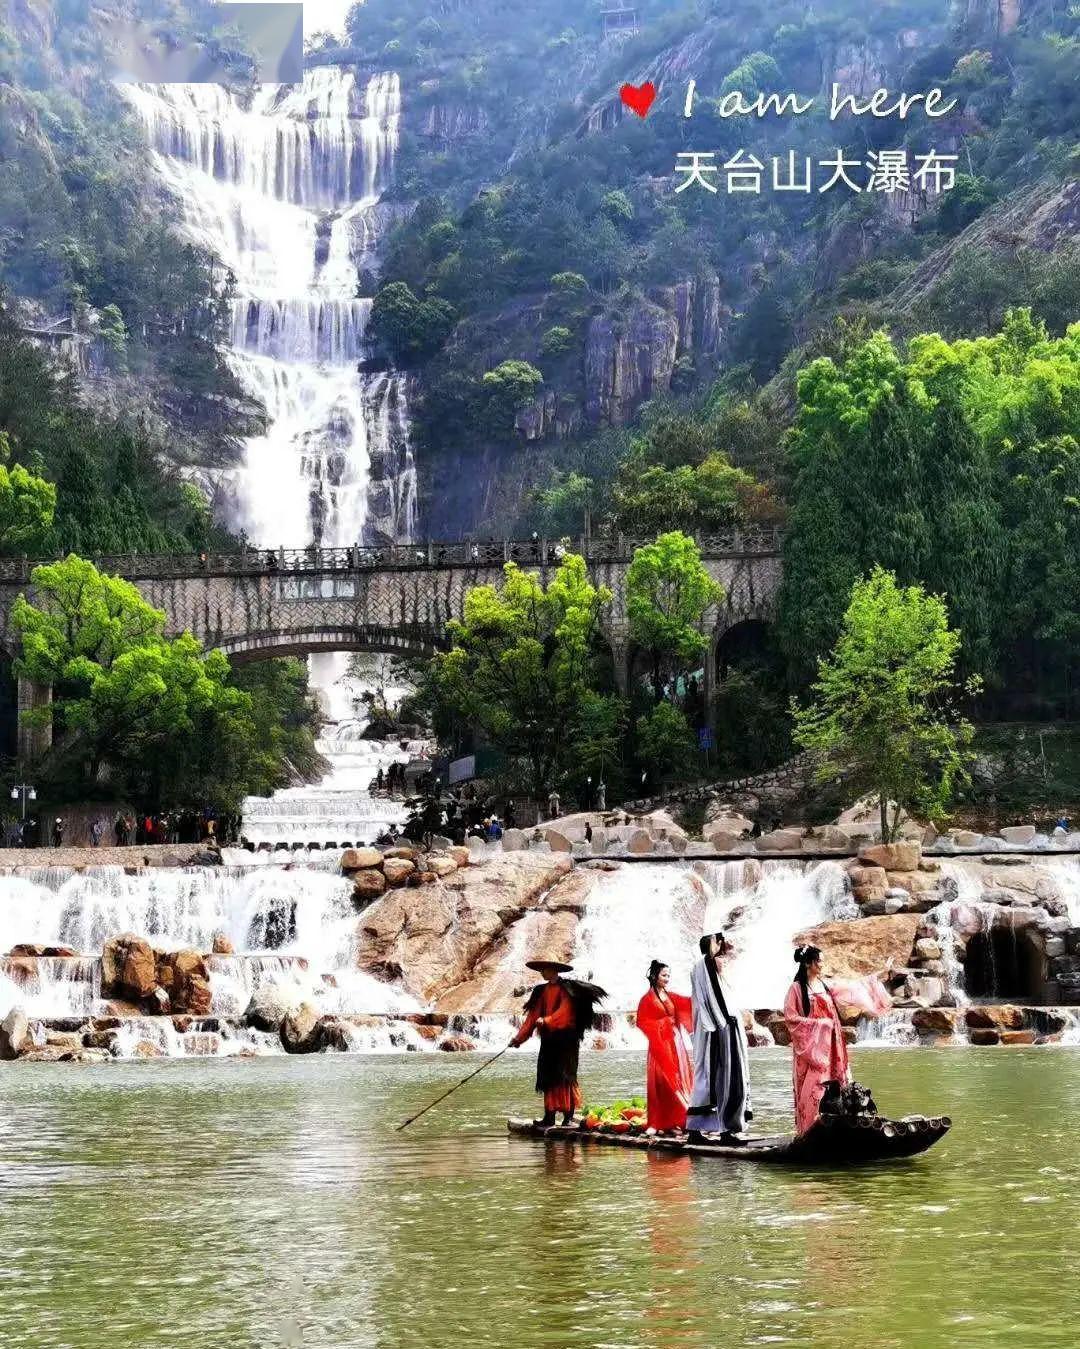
[862,896,908,916]
[131,1039,164,1058]
[571,840,591,858]
[149,986,171,1015]
[158,949,212,1015]
[794,914,919,980]
[1000,1029,1038,1045]
[244,982,300,1032]
[999,825,1036,845]
[438,1034,477,1052]
[211,933,234,956]
[859,841,921,872]
[756,1011,791,1046]
[545,828,573,852]
[952,830,984,848]
[466,835,488,860]
[969,1027,1001,1046]
[383,857,416,887]
[1044,937,1066,958]
[626,829,654,855]
[702,811,752,843]
[281,1002,323,1053]
[83,1029,118,1051]
[965,1005,1024,1031]
[448,846,470,867]
[358,853,575,1009]
[756,829,803,852]
[809,825,850,850]
[704,831,742,852]
[887,870,937,895]
[501,828,526,852]
[913,938,942,961]
[0,1007,30,1059]
[906,975,945,1004]
[912,1008,959,1035]
[101,934,157,1001]
[316,1016,354,1052]
[352,868,388,903]
[850,865,888,890]
[426,855,459,878]
[341,846,383,872]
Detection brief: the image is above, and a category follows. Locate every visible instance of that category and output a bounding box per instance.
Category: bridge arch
[219,625,443,665]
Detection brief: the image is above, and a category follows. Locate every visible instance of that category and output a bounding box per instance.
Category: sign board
[448,754,476,785]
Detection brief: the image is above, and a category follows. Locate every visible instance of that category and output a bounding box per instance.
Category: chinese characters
[673,148,958,195]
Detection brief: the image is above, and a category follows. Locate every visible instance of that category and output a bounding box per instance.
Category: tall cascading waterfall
[121,68,418,845]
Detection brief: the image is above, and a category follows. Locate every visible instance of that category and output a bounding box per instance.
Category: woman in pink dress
[783,944,893,1135]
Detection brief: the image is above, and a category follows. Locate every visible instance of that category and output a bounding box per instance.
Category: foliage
[0,431,55,553]
[369,281,457,364]
[635,702,696,787]
[626,532,724,699]
[792,568,977,841]
[480,360,544,435]
[430,553,611,799]
[0,314,228,554]
[11,555,321,809]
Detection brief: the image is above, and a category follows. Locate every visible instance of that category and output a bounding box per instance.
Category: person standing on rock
[547,789,561,820]
[783,945,892,1135]
[52,817,64,848]
[509,957,606,1128]
[685,931,752,1146]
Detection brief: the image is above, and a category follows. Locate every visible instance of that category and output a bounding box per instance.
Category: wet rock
[211,933,234,956]
[860,841,921,872]
[22,1044,69,1062]
[150,987,171,1015]
[281,1001,323,1053]
[383,846,419,862]
[438,1034,476,1052]
[795,914,919,980]
[102,934,157,1001]
[341,846,383,872]
[244,982,300,1032]
[969,1028,1001,1045]
[626,829,654,855]
[352,868,388,904]
[999,825,1036,845]
[1000,1029,1038,1045]
[912,1008,959,1035]
[0,1007,30,1059]
[131,1039,164,1058]
[913,938,942,961]
[158,950,212,1015]
[757,1011,791,1046]
[966,1006,1024,1031]
[316,1016,354,1052]
[383,857,416,887]
[887,870,937,896]
[952,830,984,848]
[83,1029,118,1051]
[704,830,742,852]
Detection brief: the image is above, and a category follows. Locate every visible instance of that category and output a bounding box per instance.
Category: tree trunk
[879,793,890,843]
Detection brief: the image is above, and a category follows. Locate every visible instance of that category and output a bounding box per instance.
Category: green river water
[0,1047,1077,1349]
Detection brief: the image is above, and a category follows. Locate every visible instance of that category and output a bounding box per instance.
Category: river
[1,1049,1077,1348]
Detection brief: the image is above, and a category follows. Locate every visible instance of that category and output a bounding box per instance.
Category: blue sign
[698,727,714,750]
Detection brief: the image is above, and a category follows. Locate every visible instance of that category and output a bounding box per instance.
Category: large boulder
[545,828,573,853]
[999,825,1036,846]
[756,829,803,853]
[501,828,526,853]
[703,811,752,844]
[383,857,416,887]
[280,1001,323,1053]
[965,1005,1024,1031]
[101,934,157,1001]
[244,981,300,1032]
[859,841,921,872]
[626,829,654,855]
[352,868,387,904]
[157,949,212,1015]
[793,914,919,980]
[912,1008,959,1036]
[426,855,459,878]
[342,846,383,873]
[0,1007,30,1059]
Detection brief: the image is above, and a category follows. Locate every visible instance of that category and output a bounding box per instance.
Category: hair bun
[794,945,807,963]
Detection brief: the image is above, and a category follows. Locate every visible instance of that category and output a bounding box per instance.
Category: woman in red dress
[636,960,694,1133]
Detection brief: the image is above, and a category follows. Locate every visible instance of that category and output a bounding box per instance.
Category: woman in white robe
[685,932,752,1144]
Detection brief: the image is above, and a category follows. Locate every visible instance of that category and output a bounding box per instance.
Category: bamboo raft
[507,1113,951,1165]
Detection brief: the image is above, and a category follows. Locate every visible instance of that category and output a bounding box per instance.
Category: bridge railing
[0,528,783,584]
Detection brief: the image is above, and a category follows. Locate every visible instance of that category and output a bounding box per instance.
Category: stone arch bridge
[0,531,783,756]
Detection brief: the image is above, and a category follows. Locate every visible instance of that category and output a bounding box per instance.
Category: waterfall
[573,859,857,1013]
[120,67,412,549]
[122,63,423,844]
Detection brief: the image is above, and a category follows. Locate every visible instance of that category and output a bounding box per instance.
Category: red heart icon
[620,81,656,118]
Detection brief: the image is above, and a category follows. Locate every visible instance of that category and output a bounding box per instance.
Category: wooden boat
[507,1112,950,1165]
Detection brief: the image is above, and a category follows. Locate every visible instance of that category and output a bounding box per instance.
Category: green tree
[0,432,55,554]
[430,553,611,800]
[635,702,696,790]
[792,567,978,842]
[369,281,456,364]
[480,359,543,435]
[626,532,724,702]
